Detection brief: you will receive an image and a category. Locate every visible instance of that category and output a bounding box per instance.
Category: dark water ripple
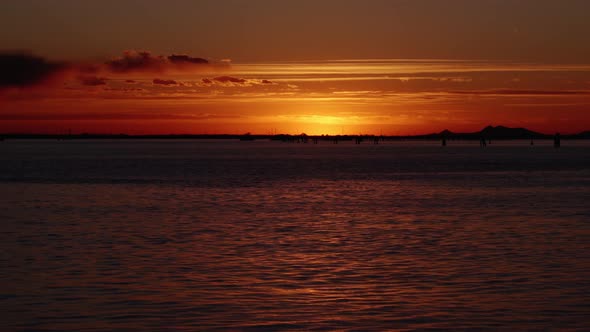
[1,140,590,330]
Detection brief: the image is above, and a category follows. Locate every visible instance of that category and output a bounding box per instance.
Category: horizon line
[1,125,587,138]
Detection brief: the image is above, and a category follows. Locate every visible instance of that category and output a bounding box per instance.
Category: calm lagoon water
[1,139,589,331]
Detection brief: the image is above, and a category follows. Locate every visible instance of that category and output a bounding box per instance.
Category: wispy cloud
[78,75,108,86]
[213,76,247,84]
[448,89,590,96]
[153,78,180,86]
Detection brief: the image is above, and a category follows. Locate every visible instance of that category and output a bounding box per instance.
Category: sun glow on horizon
[2,56,590,135]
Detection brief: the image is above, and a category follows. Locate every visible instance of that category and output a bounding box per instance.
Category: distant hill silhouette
[569,130,590,139]
[477,125,548,139]
[421,125,552,140]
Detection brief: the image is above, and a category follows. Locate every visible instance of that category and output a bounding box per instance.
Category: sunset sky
[1,0,590,135]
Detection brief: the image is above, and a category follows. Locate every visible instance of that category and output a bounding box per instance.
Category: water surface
[1,140,589,330]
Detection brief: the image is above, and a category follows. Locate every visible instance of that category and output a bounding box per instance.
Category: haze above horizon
[1,0,590,135]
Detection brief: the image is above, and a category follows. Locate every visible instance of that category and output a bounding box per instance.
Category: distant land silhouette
[419,125,567,140]
[1,126,590,141]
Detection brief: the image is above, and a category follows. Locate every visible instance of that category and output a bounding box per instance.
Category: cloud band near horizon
[1,52,590,135]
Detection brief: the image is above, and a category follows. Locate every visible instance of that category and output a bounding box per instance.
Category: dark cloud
[153,78,179,85]
[0,53,67,88]
[168,54,208,65]
[78,75,107,86]
[202,76,274,86]
[0,51,219,90]
[213,76,247,84]
[106,51,165,73]
[106,51,214,73]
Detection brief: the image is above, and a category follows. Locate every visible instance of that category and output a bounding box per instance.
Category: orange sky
[1,1,590,135]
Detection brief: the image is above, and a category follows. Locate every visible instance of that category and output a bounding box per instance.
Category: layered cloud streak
[2,55,590,134]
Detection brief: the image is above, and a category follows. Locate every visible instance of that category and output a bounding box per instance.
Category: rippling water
[1,139,590,331]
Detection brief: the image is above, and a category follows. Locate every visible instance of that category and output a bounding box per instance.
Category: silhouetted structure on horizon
[239,133,255,141]
[554,133,561,148]
[480,137,487,147]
